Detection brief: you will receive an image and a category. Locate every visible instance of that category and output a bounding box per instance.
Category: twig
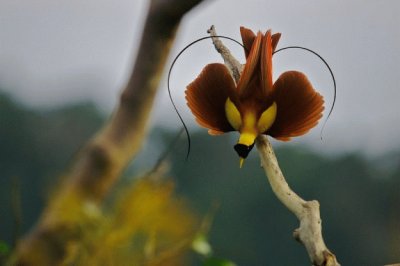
[207,25,243,83]
[256,136,339,266]
[10,0,205,264]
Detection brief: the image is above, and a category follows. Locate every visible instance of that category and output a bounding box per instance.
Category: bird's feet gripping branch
[185,27,325,167]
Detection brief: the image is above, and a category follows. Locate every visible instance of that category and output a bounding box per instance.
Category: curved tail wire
[273,46,336,140]
[167,35,245,160]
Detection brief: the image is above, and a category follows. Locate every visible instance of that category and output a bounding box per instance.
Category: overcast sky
[0,0,399,155]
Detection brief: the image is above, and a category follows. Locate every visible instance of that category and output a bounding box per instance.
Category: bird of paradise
[185,27,324,167]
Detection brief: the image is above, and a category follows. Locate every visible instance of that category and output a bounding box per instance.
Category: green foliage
[0,240,10,259]
[192,234,212,257]
[68,177,199,266]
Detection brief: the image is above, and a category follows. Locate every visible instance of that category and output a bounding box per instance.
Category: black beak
[234,143,255,159]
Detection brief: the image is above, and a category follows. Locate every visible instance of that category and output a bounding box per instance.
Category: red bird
[185,27,324,167]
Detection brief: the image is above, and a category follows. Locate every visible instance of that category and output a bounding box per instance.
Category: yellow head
[226,98,277,167]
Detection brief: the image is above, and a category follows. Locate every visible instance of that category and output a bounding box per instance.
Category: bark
[256,136,340,266]
[207,25,243,82]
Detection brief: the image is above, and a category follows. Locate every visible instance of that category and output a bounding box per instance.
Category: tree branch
[209,26,340,266]
[10,0,205,264]
[256,136,340,266]
[207,25,243,83]
[74,0,206,200]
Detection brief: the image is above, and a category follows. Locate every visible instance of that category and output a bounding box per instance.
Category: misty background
[0,0,399,154]
[1,0,400,265]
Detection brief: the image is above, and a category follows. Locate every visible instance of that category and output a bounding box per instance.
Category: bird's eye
[234,143,255,158]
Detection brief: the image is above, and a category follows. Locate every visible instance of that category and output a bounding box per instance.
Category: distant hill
[1,92,399,265]
[0,93,104,249]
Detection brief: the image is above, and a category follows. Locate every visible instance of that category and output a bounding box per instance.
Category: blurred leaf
[192,233,212,256]
[0,241,10,255]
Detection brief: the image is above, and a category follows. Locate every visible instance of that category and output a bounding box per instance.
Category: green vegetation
[1,93,399,265]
